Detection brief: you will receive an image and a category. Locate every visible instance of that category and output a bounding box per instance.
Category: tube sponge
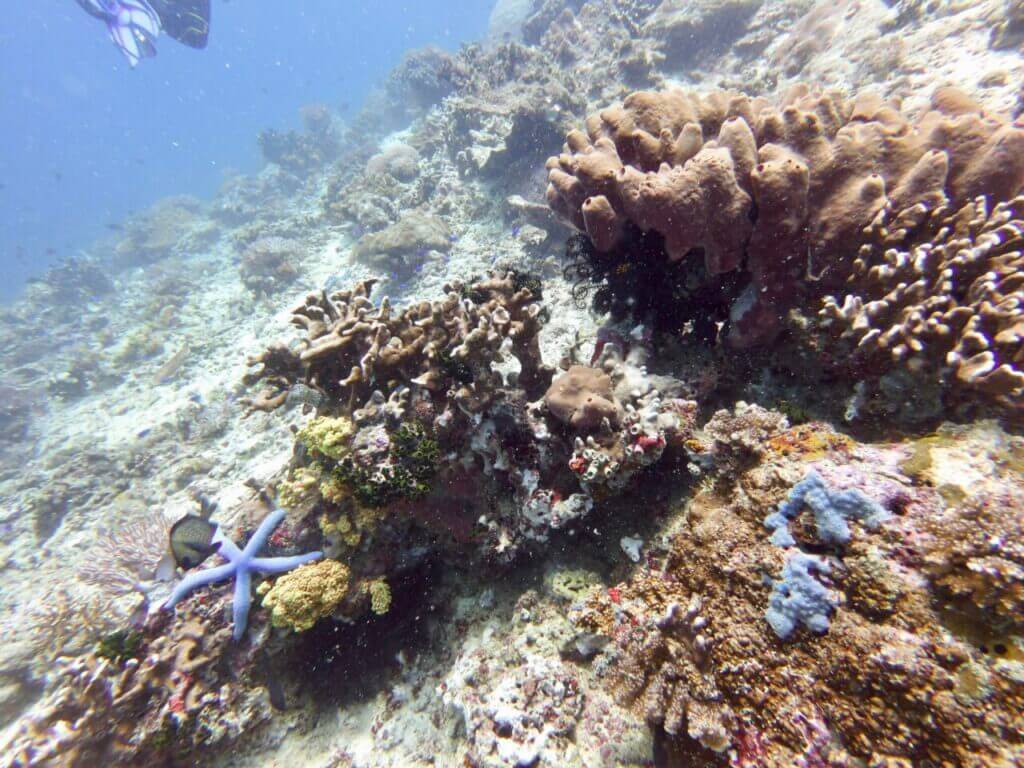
[764,470,890,548]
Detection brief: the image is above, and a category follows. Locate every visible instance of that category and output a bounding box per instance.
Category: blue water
[0,1,493,299]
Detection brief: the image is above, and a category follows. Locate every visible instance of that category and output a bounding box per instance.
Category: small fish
[106,222,124,231]
[169,514,219,570]
[136,427,151,438]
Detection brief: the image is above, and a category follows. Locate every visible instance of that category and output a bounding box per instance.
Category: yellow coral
[320,473,349,504]
[297,416,354,461]
[368,579,391,615]
[259,560,350,632]
[277,466,321,509]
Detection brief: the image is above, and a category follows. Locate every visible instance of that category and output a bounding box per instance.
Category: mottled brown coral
[6,597,270,767]
[350,211,452,273]
[573,425,1024,766]
[239,236,301,295]
[821,194,1024,408]
[544,365,623,431]
[246,272,549,414]
[546,86,1024,346]
[917,486,1024,626]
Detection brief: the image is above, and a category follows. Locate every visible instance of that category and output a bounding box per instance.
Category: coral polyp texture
[546,85,1024,351]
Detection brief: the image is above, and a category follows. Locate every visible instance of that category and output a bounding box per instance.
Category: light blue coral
[163,508,322,640]
[765,552,835,640]
[764,470,890,548]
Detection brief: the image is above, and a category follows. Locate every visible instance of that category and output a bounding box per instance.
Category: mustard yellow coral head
[261,559,350,633]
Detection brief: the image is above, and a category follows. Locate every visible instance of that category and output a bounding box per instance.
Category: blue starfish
[163,508,322,640]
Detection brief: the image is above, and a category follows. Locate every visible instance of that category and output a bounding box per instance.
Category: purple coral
[764,470,890,548]
[765,551,836,640]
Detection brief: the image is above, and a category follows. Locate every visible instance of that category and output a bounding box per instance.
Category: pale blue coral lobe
[163,508,322,640]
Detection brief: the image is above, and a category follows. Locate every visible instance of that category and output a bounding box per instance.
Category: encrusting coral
[544,364,623,431]
[546,85,1024,355]
[6,590,272,767]
[258,559,350,632]
[571,414,1024,765]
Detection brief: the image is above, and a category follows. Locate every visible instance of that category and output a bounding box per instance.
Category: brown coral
[575,442,1024,766]
[350,211,452,274]
[544,365,623,431]
[246,272,549,414]
[917,486,1024,626]
[820,194,1024,408]
[546,86,1024,346]
[6,597,270,767]
[239,236,301,296]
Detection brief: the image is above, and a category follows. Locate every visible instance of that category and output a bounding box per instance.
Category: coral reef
[258,103,342,177]
[570,414,1024,765]
[350,211,452,274]
[6,2,1024,766]
[820,194,1024,414]
[113,196,209,268]
[365,143,421,182]
[164,508,323,641]
[238,236,301,296]
[258,559,350,632]
[5,595,271,767]
[546,85,1024,351]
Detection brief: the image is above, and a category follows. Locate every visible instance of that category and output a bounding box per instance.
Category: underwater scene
[2,0,1024,766]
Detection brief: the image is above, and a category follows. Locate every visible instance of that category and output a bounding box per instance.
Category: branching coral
[7,594,270,767]
[246,271,549,413]
[547,85,1024,349]
[820,194,1024,411]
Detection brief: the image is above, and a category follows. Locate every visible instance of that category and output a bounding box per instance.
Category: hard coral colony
[3,2,1024,768]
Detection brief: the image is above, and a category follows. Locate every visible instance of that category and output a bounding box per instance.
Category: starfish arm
[215,533,244,563]
[232,567,252,641]
[242,508,288,559]
[249,552,323,574]
[163,562,237,609]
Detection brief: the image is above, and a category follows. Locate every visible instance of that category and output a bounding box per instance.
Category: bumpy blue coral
[765,552,836,640]
[163,508,322,640]
[764,470,889,548]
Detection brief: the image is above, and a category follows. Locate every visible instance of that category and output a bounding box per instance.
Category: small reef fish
[155,343,188,384]
[168,513,218,570]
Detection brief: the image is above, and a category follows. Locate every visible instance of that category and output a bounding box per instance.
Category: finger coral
[547,85,1024,349]
[820,194,1024,411]
[247,271,549,413]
